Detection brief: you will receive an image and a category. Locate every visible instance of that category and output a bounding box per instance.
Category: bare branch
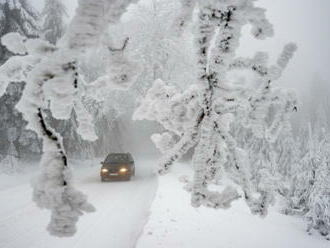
[108,37,130,52]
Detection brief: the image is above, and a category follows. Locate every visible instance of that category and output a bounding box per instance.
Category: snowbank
[137,162,329,248]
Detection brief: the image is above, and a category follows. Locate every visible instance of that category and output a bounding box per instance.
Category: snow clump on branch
[135,0,297,216]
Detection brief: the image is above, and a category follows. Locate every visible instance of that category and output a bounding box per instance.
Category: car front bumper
[100,172,131,180]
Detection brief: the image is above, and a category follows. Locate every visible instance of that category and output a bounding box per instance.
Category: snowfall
[0,158,329,248]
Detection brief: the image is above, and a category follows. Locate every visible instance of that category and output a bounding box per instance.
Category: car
[100,153,135,181]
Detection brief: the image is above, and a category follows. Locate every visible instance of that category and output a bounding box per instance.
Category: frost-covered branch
[158,111,203,175]
[135,0,297,216]
[0,0,138,237]
[108,37,129,52]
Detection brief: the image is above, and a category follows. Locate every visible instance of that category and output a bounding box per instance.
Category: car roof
[105,153,133,163]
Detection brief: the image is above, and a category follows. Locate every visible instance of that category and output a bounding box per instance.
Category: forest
[0,0,329,247]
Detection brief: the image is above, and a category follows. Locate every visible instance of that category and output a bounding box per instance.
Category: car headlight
[119,167,128,173]
[101,168,108,173]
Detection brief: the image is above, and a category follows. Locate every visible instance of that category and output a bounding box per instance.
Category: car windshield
[105,153,131,163]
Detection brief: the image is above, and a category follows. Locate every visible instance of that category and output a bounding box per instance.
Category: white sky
[30,0,330,100]
[238,0,330,100]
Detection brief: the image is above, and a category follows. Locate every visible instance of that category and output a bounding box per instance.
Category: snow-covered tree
[111,0,197,99]
[0,0,40,163]
[135,0,297,215]
[0,0,39,63]
[305,140,330,240]
[0,127,19,173]
[0,0,139,237]
[0,32,98,236]
[0,82,41,162]
[73,0,198,158]
[285,115,330,239]
[273,121,298,181]
[41,0,67,45]
[232,85,299,203]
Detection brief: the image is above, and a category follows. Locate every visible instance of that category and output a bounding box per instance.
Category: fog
[30,0,330,127]
[31,0,330,96]
[240,0,330,101]
[1,1,330,242]
[237,0,330,125]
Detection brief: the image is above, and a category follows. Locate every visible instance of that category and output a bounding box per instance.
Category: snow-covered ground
[1,159,329,248]
[137,162,330,248]
[0,159,157,248]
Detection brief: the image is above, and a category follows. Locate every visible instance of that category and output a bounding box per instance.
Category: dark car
[100,153,135,181]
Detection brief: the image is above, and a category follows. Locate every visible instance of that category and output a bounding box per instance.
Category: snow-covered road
[1,160,329,248]
[0,159,157,248]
